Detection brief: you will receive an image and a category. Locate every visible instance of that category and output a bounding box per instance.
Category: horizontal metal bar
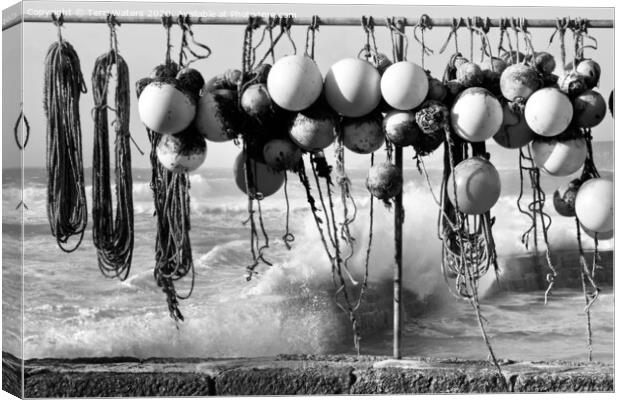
[2,14,614,31]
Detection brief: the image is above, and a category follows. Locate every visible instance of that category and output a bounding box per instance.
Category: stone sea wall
[2,352,613,397]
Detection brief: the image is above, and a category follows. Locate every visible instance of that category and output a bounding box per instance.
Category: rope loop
[509,17,522,63]
[51,12,64,42]
[305,15,320,58]
[281,14,297,55]
[387,17,408,62]
[413,14,434,68]
[439,17,462,54]
[14,103,30,150]
[161,15,174,65]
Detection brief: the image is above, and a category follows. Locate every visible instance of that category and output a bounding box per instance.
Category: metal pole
[2,14,614,31]
[393,17,405,360]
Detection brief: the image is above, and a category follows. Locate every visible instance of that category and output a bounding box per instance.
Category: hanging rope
[497,18,509,58]
[573,127,601,362]
[239,16,274,280]
[145,17,201,322]
[439,17,462,54]
[91,14,135,281]
[387,17,408,62]
[575,220,600,362]
[548,17,570,74]
[413,14,433,69]
[44,13,88,253]
[439,121,506,388]
[305,15,320,60]
[517,145,556,303]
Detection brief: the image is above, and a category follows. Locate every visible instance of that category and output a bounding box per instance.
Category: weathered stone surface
[515,371,614,392]
[25,372,214,398]
[215,366,354,395]
[2,353,612,397]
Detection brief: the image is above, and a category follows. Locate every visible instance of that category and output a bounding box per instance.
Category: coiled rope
[91,14,135,281]
[44,13,88,253]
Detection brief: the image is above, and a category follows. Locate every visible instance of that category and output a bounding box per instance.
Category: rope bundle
[143,15,203,321]
[44,14,88,252]
[91,15,135,280]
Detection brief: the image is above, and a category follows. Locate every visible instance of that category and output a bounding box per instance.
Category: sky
[2,1,615,170]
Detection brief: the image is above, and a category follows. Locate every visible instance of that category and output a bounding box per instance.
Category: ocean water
[2,143,614,362]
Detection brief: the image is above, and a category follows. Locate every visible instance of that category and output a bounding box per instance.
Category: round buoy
[342,114,385,154]
[289,103,336,152]
[501,51,526,64]
[138,80,196,135]
[450,87,503,142]
[576,59,601,89]
[156,131,207,173]
[241,83,274,119]
[267,55,323,111]
[383,110,420,147]
[573,90,607,128]
[150,62,180,79]
[234,151,285,198]
[375,53,393,75]
[500,64,540,102]
[532,52,556,75]
[524,88,573,137]
[575,178,613,233]
[480,57,508,75]
[553,179,582,217]
[558,71,589,97]
[366,162,403,201]
[456,62,484,88]
[493,104,535,148]
[426,78,447,102]
[263,138,302,171]
[609,89,614,118]
[194,89,235,142]
[531,136,587,176]
[581,224,613,240]
[324,58,381,117]
[381,61,429,110]
[447,157,501,215]
[176,68,205,97]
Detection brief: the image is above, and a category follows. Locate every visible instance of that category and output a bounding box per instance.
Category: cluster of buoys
[194,50,449,203]
[137,63,208,173]
[135,28,611,241]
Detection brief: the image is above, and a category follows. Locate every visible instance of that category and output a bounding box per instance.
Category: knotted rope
[91,14,135,281]
[177,15,212,68]
[439,17,462,54]
[411,14,433,69]
[549,17,570,73]
[44,13,88,253]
